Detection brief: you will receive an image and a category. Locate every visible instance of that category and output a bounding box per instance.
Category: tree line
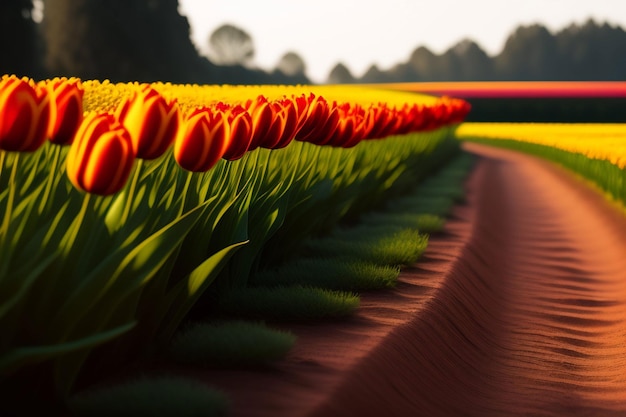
[2,1,625,84]
[0,0,309,84]
[330,19,626,83]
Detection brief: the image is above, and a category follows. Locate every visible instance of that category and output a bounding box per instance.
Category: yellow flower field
[457,122,626,169]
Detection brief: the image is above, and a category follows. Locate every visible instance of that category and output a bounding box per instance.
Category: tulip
[365,104,395,139]
[0,75,50,152]
[294,95,338,145]
[326,103,367,148]
[174,108,229,172]
[66,112,135,195]
[220,104,253,161]
[44,77,84,145]
[267,98,300,149]
[115,85,180,160]
[245,96,281,151]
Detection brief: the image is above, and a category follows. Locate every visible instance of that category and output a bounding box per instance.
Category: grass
[170,321,296,367]
[252,257,400,291]
[68,377,228,417]
[304,228,429,266]
[217,285,360,320]
[359,212,446,233]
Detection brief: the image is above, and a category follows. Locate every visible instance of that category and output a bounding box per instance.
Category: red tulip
[44,77,84,145]
[366,104,395,139]
[174,108,229,172]
[263,98,299,149]
[326,103,367,148]
[0,75,50,152]
[66,112,135,195]
[245,96,282,151]
[220,104,253,161]
[294,95,338,145]
[115,85,180,160]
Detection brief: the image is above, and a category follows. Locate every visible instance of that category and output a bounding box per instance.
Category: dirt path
[177,143,626,416]
[309,143,626,417]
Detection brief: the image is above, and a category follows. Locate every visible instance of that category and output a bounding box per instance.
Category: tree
[42,0,209,83]
[0,0,39,77]
[208,24,254,66]
[326,62,355,84]
[448,39,494,81]
[275,51,306,77]
[494,24,559,80]
[360,64,392,83]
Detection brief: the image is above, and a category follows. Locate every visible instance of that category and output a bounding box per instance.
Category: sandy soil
[177,143,626,416]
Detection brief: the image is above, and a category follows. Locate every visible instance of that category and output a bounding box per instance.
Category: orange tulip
[0,75,50,152]
[245,96,280,151]
[174,108,229,172]
[220,104,253,161]
[44,77,84,145]
[294,94,336,144]
[266,98,299,149]
[326,103,367,148]
[115,85,180,160]
[66,112,135,195]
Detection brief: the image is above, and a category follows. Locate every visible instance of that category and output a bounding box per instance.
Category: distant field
[375,82,626,122]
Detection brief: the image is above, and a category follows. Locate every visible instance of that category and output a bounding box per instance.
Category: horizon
[178,0,626,83]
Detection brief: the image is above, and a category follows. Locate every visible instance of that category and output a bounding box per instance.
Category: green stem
[0,151,5,187]
[120,158,144,226]
[62,192,92,254]
[1,152,20,240]
[0,151,17,280]
[38,145,62,214]
[179,171,194,216]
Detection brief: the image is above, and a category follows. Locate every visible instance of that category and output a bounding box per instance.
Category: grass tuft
[68,377,228,417]
[170,321,296,367]
[253,257,400,291]
[217,286,360,320]
[360,212,446,233]
[305,228,429,266]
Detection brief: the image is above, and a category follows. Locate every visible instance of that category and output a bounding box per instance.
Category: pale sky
[178,0,626,83]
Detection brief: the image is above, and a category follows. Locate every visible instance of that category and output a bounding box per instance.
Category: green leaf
[104,190,126,233]
[0,321,135,375]
[45,200,210,343]
[158,240,248,342]
[0,253,56,321]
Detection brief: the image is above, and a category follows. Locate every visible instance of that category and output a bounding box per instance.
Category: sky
[178,0,626,83]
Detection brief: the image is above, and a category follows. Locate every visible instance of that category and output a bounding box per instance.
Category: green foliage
[217,286,360,320]
[253,258,400,291]
[68,377,228,417]
[170,321,295,367]
[360,212,446,233]
[305,229,429,267]
[0,126,460,405]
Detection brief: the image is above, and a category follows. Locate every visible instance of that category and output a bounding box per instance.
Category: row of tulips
[0,75,468,407]
[0,75,470,196]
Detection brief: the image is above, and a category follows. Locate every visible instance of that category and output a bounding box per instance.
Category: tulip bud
[0,75,50,152]
[115,85,180,160]
[221,104,253,161]
[294,94,332,143]
[44,77,84,145]
[265,98,299,149]
[66,112,135,195]
[246,96,278,151]
[174,108,229,172]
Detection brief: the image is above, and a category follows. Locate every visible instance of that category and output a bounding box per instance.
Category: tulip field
[0,74,471,412]
[457,122,626,211]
